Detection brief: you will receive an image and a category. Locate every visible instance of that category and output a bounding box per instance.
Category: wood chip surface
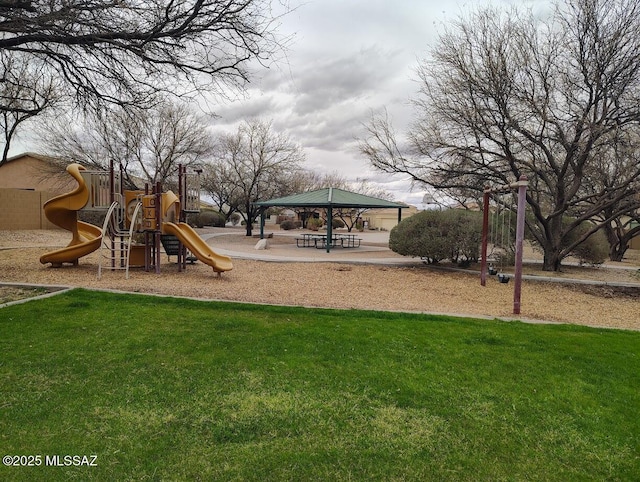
[1,229,639,331]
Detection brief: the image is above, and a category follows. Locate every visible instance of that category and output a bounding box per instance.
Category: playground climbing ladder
[98,200,143,280]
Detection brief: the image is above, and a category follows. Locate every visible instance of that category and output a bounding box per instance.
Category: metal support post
[480,187,490,287]
[260,210,265,239]
[513,176,528,314]
[155,183,161,274]
[326,206,333,253]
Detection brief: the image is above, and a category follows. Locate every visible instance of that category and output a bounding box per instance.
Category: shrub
[280,220,297,230]
[199,210,225,227]
[389,209,482,264]
[229,213,241,226]
[79,210,107,227]
[186,212,203,228]
[307,218,323,231]
[185,210,225,228]
[567,222,609,266]
[332,218,345,229]
[445,210,483,263]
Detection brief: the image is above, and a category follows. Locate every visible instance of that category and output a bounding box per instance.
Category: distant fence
[0,189,57,230]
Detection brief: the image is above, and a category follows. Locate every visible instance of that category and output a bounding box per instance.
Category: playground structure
[480,176,528,314]
[40,163,233,277]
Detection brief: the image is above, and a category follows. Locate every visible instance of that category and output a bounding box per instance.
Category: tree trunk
[542,248,563,271]
[244,203,254,236]
[540,219,564,271]
[609,244,627,262]
[603,222,629,262]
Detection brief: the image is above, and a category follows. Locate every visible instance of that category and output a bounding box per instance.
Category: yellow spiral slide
[40,164,102,266]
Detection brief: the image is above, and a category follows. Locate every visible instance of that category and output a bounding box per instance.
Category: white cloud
[205,0,452,204]
[7,0,553,206]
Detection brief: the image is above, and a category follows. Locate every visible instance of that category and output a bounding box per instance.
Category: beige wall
[0,154,73,194]
[0,154,77,230]
[0,189,57,230]
[363,205,419,231]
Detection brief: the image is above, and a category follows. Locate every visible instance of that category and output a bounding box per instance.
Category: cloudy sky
[210,0,552,207]
[8,0,551,207]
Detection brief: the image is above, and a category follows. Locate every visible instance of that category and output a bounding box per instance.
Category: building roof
[5,152,59,164]
[254,187,407,209]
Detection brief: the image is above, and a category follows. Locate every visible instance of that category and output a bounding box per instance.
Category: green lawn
[0,289,638,481]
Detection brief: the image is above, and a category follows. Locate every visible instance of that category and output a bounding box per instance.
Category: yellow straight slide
[162,222,233,273]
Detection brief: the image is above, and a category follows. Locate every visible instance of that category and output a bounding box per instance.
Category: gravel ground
[1,229,639,331]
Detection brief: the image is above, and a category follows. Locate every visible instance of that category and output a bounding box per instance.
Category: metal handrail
[98,201,142,280]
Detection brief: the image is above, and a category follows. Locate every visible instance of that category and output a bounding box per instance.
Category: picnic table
[295,233,361,249]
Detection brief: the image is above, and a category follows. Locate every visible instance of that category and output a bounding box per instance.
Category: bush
[200,210,226,227]
[186,212,202,228]
[568,222,609,266]
[332,218,345,229]
[186,210,225,228]
[307,218,323,231]
[280,220,297,230]
[79,210,107,227]
[389,209,483,264]
[442,210,483,263]
[228,213,241,226]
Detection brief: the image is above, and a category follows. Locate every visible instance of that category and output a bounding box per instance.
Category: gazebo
[253,187,407,252]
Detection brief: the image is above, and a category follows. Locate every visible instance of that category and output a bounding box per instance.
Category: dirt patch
[575,284,640,299]
[1,229,639,331]
[0,286,51,304]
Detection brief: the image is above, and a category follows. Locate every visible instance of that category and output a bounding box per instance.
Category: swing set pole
[479,176,528,314]
[480,187,491,287]
[512,175,528,314]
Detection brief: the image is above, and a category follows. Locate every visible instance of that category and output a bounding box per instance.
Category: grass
[0,289,638,481]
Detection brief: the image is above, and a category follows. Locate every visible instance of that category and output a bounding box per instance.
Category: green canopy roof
[254,187,406,209]
[254,187,406,253]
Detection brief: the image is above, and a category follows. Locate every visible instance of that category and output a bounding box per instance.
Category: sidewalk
[198,227,640,289]
[199,229,422,266]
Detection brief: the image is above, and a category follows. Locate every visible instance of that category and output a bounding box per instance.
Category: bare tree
[201,145,247,223]
[282,170,348,228]
[584,133,640,261]
[37,100,214,188]
[331,178,395,232]
[0,0,286,154]
[202,119,305,235]
[360,0,640,271]
[0,51,59,164]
